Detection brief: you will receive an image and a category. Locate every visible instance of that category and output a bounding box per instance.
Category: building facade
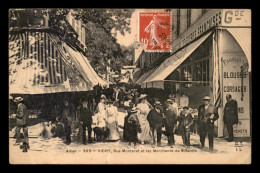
[135,9,251,138]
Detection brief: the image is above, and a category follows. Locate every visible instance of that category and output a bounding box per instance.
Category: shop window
[192,59,209,86]
[181,64,192,88]
[72,18,75,30]
[206,59,209,82]
[202,59,206,86]
[82,27,85,45]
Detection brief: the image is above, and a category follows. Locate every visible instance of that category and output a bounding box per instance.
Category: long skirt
[138,114,151,142]
[107,121,120,140]
[128,123,138,142]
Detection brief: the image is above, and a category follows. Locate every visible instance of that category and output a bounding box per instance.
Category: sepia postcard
[9,8,251,164]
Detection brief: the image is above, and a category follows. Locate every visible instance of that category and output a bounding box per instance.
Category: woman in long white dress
[136,94,151,144]
[96,95,107,128]
[106,99,120,141]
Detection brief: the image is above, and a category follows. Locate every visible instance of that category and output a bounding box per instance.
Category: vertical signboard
[222,54,250,137]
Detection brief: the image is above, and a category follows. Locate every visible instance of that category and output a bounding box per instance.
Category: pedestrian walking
[95,94,107,128]
[224,94,238,142]
[178,107,193,147]
[198,96,219,152]
[58,100,76,145]
[78,99,93,145]
[14,97,30,150]
[123,103,134,141]
[106,99,120,141]
[127,107,141,148]
[147,101,163,147]
[164,99,178,148]
[136,94,151,144]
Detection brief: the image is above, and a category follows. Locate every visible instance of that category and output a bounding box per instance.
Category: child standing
[178,107,193,147]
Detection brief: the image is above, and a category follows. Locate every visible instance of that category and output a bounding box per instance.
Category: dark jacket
[147,108,163,128]
[198,104,219,126]
[78,107,93,125]
[164,106,177,128]
[178,112,193,131]
[16,103,29,127]
[118,90,126,102]
[60,106,76,125]
[224,99,238,125]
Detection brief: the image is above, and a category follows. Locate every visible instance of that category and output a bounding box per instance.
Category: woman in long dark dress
[127,107,141,148]
[123,104,133,141]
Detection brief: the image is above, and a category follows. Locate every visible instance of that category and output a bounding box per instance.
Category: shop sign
[222,9,251,27]
[222,55,250,137]
[172,9,222,53]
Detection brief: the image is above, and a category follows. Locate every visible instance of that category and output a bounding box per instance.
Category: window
[82,27,85,45]
[181,64,192,87]
[192,59,209,86]
[72,18,75,30]
[76,21,79,35]
[187,9,191,28]
[176,9,181,37]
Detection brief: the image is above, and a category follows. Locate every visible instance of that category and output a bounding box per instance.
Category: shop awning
[63,44,108,87]
[135,71,149,85]
[142,32,212,88]
[226,28,251,72]
[132,68,141,84]
[9,30,107,94]
[135,68,156,85]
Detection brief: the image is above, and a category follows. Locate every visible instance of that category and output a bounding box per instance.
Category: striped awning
[226,28,251,72]
[9,30,106,94]
[63,43,108,86]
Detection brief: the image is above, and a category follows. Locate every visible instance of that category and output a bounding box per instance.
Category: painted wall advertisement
[222,55,250,137]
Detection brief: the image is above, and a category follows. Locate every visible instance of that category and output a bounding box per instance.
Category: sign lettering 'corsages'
[139,12,171,52]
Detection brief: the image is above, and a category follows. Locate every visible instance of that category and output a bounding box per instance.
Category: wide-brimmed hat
[165,99,173,104]
[139,94,147,100]
[203,96,211,100]
[14,97,23,102]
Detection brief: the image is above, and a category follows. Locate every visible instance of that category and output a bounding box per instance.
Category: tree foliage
[72,9,134,73]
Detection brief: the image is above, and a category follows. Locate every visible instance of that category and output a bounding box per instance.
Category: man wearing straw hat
[198,96,219,152]
[147,101,163,148]
[14,97,29,149]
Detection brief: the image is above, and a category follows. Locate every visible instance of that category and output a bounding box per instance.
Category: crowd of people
[11,83,239,153]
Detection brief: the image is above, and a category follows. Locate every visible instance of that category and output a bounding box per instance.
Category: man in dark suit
[118,87,126,108]
[198,96,219,152]
[14,97,29,149]
[178,107,193,147]
[78,100,93,145]
[224,94,238,142]
[147,101,163,147]
[164,99,178,148]
[58,100,76,145]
